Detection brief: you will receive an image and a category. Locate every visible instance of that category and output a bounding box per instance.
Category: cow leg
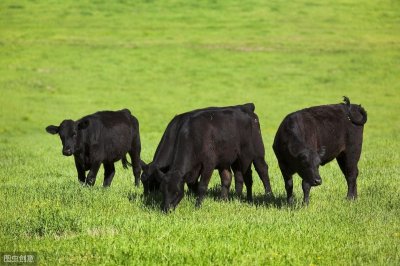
[278,162,294,204]
[284,175,294,204]
[187,181,199,195]
[253,157,273,196]
[195,167,214,208]
[171,181,185,209]
[103,163,115,187]
[242,167,253,202]
[86,162,101,186]
[346,166,359,200]
[186,165,201,195]
[74,159,86,184]
[234,170,244,197]
[219,168,232,200]
[232,162,244,197]
[302,180,312,205]
[337,153,359,200]
[129,150,141,187]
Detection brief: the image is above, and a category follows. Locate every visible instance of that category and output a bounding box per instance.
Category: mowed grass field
[1,0,399,265]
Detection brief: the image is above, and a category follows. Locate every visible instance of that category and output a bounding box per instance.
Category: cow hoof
[265,191,274,199]
[346,195,357,200]
[235,192,243,198]
[220,194,229,201]
[162,206,170,213]
[287,196,294,205]
[195,200,202,209]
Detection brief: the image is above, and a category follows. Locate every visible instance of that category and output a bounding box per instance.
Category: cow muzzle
[63,149,73,156]
[311,177,322,186]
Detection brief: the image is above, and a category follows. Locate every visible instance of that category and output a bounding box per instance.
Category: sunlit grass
[0,0,399,265]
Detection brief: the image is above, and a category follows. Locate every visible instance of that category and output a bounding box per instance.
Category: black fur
[141,104,256,197]
[156,104,273,212]
[46,109,142,187]
[273,97,367,204]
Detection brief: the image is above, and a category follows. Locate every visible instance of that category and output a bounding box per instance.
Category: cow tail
[343,96,367,126]
[121,156,132,169]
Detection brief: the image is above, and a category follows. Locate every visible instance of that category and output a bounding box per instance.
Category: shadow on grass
[251,194,287,209]
[131,189,202,212]
[207,184,302,210]
[207,185,245,202]
[127,184,302,212]
[127,190,163,211]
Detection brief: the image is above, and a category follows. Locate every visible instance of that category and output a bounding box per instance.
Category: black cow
[46,109,142,187]
[141,104,256,198]
[273,97,367,204]
[156,104,273,212]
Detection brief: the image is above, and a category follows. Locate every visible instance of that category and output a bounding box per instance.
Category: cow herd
[46,97,367,212]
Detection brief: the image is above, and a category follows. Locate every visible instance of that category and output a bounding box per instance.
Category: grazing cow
[46,109,142,187]
[156,104,273,212]
[141,104,256,198]
[273,97,367,204]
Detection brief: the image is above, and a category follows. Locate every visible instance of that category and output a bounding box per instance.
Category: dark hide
[141,104,256,198]
[273,97,367,204]
[157,104,272,212]
[46,109,142,187]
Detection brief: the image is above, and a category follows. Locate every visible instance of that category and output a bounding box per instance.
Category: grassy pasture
[0,0,399,265]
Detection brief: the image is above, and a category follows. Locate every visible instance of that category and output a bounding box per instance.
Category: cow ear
[46,125,59,135]
[77,120,89,130]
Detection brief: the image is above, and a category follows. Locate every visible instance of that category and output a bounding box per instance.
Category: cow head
[296,149,323,186]
[46,119,89,156]
[140,162,162,194]
[157,169,185,212]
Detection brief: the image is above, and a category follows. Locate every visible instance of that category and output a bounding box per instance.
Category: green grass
[1,0,399,265]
